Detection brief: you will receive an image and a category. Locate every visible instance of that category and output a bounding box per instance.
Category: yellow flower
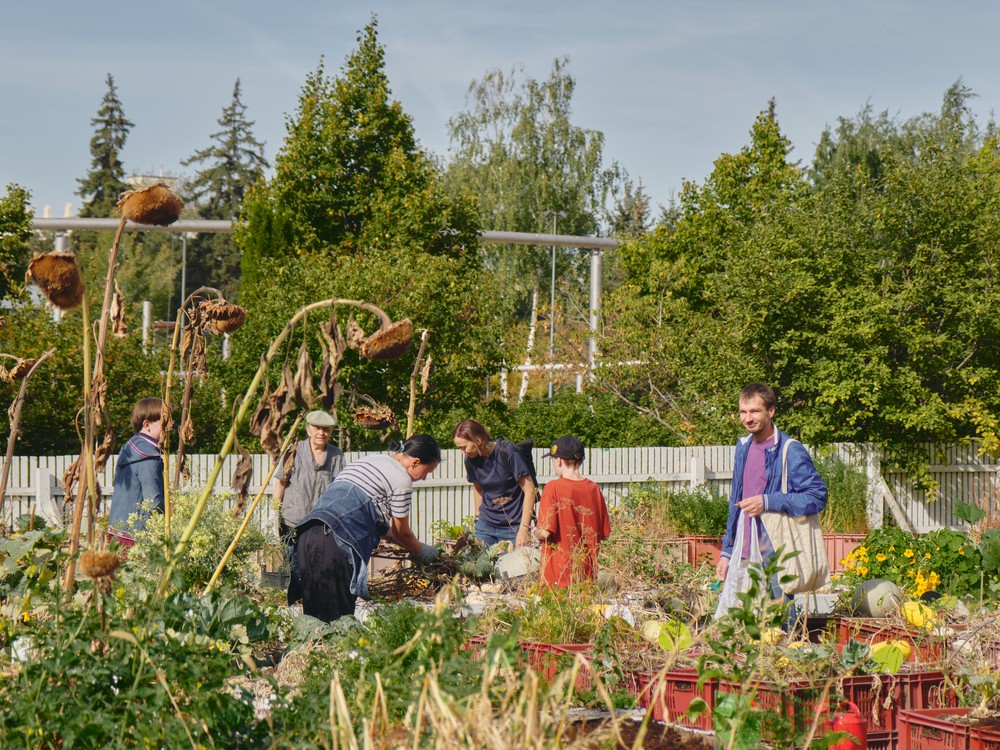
[890,545,896,552]
[858,566,868,576]
[924,553,932,559]
[958,547,965,556]
[904,549,914,558]
[876,553,887,562]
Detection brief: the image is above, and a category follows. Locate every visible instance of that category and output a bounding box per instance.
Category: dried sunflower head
[360,319,413,361]
[80,548,121,579]
[5,358,37,382]
[116,181,183,226]
[353,403,397,431]
[26,250,85,310]
[199,300,247,335]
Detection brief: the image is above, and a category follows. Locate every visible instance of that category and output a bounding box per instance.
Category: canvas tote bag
[714,509,766,620]
[760,438,829,595]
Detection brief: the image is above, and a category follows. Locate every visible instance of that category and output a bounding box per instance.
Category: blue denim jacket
[720,427,828,561]
[296,483,390,600]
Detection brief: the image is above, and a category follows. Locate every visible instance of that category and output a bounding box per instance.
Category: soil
[566,719,714,750]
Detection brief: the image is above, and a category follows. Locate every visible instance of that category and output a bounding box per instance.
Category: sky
[3,0,1000,221]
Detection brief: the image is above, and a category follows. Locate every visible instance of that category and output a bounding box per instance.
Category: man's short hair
[739,382,776,410]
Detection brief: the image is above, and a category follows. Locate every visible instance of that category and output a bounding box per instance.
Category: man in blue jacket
[716,383,827,611]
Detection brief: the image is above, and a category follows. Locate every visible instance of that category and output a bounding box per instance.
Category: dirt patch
[567,719,714,750]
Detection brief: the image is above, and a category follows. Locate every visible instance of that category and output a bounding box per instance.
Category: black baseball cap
[548,436,585,461]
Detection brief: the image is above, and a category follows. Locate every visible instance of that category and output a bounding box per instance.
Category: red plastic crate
[898,707,976,750]
[836,617,948,662]
[685,536,722,567]
[900,671,956,711]
[974,722,1000,750]
[867,730,897,750]
[637,669,715,730]
[520,641,593,683]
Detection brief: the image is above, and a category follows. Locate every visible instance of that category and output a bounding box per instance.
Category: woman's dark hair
[396,434,441,465]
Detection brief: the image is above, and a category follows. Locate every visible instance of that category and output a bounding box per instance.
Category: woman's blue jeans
[475,518,518,548]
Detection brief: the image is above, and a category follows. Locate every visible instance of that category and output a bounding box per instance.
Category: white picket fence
[2,442,997,541]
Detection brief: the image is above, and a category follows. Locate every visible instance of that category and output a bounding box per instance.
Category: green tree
[229,19,503,447]
[0,184,33,302]
[77,74,133,218]
[443,57,622,400]
[600,101,809,443]
[182,79,269,299]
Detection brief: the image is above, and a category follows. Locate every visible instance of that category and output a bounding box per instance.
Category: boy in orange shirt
[534,436,611,588]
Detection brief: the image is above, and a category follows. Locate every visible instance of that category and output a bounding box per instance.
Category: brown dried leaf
[280,445,296,484]
[92,373,107,423]
[420,356,433,394]
[275,361,297,417]
[181,414,195,444]
[292,343,314,410]
[353,403,397,431]
[110,279,127,338]
[116,181,183,226]
[94,428,115,473]
[320,311,347,371]
[61,457,82,508]
[230,436,253,517]
[180,453,190,485]
[346,315,366,350]
[248,380,273,437]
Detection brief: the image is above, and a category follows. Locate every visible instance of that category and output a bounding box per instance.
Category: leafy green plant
[838,525,988,599]
[815,451,870,533]
[128,492,268,594]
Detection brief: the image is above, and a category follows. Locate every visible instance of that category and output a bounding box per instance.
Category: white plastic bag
[714,510,766,620]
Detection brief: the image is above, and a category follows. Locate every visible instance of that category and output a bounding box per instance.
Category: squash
[901,601,937,630]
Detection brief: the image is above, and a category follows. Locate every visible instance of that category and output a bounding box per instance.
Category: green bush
[128,492,271,594]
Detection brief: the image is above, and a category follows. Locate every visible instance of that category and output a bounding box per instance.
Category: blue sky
[2,1,999,220]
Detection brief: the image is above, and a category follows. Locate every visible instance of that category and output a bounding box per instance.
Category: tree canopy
[77,74,133,218]
[228,19,504,447]
[599,86,1000,476]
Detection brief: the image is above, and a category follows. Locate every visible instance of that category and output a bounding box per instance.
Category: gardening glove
[411,542,439,564]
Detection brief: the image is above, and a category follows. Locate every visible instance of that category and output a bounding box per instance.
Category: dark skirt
[296,521,356,622]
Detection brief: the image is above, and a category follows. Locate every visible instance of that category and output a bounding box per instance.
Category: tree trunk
[517,285,539,405]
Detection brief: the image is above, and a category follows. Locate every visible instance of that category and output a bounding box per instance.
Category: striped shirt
[332,454,412,523]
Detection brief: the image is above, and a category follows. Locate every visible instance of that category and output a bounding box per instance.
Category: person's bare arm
[386,515,422,555]
[516,475,535,548]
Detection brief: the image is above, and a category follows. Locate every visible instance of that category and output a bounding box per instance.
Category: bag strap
[781,437,800,494]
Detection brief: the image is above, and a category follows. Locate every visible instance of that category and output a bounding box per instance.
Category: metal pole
[142,301,152,353]
[180,234,187,313]
[589,248,603,379]
[548,213,556,401]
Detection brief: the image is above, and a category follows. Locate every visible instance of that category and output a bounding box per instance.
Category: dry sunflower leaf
[181,414,196,444]
[61,457,82,508]
[6,358,37,382]
[110,279,127,338]
[275,360,297,417]
[94,428,115,473]
[230,435,253,517]
[292,343,314,410]
[248,381,273,437]
[346,315,366,350]
[420,356,433,394]
[279,445,296,484]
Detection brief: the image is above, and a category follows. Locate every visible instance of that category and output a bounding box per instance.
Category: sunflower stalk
[203,414,302,593]
[0,349,56,532]
[155,297,401,598]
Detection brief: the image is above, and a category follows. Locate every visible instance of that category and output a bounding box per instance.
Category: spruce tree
[77,74,133,217]
[182,79,268,297]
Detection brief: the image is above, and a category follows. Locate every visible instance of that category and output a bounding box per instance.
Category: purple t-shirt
[740,435,772,558]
